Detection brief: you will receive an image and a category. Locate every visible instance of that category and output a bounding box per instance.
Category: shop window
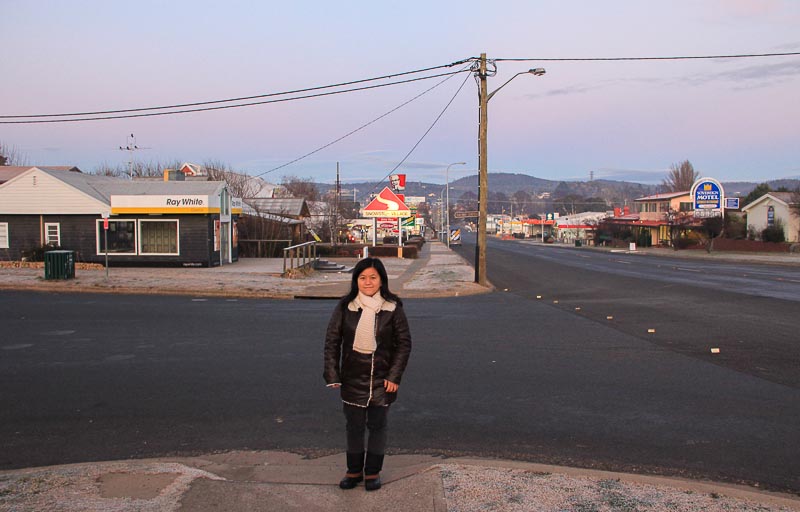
[96,220,137,254]
[139,220,179,255]
[44,222,61,246]
[0,223,9,249]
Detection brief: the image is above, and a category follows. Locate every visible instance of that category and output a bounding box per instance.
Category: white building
[742,192,799,242]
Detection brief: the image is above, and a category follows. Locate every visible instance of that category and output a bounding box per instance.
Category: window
[44,222,60,246]
[0,223,8,249]
[139,220,179,255]
[679,202,693,212]
[96,220,136,254]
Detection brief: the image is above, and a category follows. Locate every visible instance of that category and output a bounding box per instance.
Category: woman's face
[357,267,382,297]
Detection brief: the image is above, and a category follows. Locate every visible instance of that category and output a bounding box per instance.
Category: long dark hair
[343,257,402,305]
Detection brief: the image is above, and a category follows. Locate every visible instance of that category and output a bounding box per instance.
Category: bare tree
[92,160,181,178]
[204,160,265,198]
[0,140,28,166]
[661,160,699,192]
[281,175,319,201]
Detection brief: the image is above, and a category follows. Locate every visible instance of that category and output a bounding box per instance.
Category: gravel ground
[0,462,223,512]
[439,465,799,512]
[2,462,798,512]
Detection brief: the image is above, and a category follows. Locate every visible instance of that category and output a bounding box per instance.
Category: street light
[445,162,466,248]
[475,55,545,286]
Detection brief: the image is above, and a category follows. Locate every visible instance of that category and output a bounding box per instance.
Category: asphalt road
[1,247,799,494]
[455,233,800,388]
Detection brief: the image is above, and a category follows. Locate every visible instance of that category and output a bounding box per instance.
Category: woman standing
[323,257,412,491]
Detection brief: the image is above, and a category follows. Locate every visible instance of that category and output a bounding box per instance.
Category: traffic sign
[454,211,479,218]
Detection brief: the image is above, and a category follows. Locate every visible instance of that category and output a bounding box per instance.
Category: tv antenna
[118,133,150,178]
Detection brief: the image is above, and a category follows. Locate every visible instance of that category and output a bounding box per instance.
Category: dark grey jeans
[343,403,389,455]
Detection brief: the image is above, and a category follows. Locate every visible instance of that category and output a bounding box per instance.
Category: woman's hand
[384,380,398,393]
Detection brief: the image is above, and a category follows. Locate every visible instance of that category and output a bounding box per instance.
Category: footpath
[1,241,799,511]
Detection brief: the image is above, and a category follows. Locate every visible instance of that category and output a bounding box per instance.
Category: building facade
[742,192,799,243]
[0,167,241,266]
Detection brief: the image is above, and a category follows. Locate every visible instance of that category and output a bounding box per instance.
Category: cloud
[685,60,800,89]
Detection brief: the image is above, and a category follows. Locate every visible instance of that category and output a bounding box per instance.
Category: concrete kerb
[0,240,491,300]
[3,451,799,511]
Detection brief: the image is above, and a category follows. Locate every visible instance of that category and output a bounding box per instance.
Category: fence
[283,241,318,275]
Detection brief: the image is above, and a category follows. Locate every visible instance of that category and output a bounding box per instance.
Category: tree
[661,160,699,192]
[511,190,531,216]
[0,140,28,166]
[742,182,772,207]
[457,191,478,212]
[205,160,266,198]
[92,160,179,178]
[281,176,319,201]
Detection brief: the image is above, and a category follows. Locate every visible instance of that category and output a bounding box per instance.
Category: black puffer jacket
[323,296,412,407]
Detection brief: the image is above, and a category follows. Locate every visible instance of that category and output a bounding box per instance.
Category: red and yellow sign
[361,187,411,218]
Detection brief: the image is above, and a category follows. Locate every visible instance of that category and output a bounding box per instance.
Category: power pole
[334,163,341,245]
[476,53,489,286]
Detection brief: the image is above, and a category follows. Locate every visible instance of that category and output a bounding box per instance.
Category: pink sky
[2,1,799,185]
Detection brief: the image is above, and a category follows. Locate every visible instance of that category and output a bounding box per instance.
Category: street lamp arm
[486,68,546,101]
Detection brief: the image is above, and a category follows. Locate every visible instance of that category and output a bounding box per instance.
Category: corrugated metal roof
[95,180,226,198]
[742,191,799,210]
[31,168,226,203]
[244,198,310,217]
[36,168,121,203]
[635,191,690,201]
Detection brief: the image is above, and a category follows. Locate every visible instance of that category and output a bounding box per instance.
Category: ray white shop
[0,167,241,267]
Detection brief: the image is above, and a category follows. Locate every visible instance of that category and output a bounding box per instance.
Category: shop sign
[111,194,217,214]
[691,178,723,210]
[691,177,725,218]
[361,187,411,218]
[725,197,739,209]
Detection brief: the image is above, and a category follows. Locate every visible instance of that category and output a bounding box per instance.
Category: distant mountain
[449,173,656,205]
[723,179,800,197]
[314,173,799,205]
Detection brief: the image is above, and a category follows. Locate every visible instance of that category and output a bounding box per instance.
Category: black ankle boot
[364,452,384,491]
[339,474,363,489]
[339,452,364,489]
[364,475,382,491]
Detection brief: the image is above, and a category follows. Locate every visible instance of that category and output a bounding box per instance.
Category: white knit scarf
[353,292,384,354]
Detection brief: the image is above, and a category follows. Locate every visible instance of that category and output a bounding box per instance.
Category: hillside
[315,173,799,205]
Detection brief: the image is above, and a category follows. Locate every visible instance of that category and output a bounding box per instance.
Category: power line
[492,51,800,62]
[253,66,472,178]
[0,60,471,120]
[0,70,469,125]
[369,69,474,195]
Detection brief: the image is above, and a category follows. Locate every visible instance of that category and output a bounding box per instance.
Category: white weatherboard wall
[0,168,108,215]
[744,194,799,242]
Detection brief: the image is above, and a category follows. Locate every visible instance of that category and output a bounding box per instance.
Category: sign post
[101,212,110,279]
[361,187,411,250]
